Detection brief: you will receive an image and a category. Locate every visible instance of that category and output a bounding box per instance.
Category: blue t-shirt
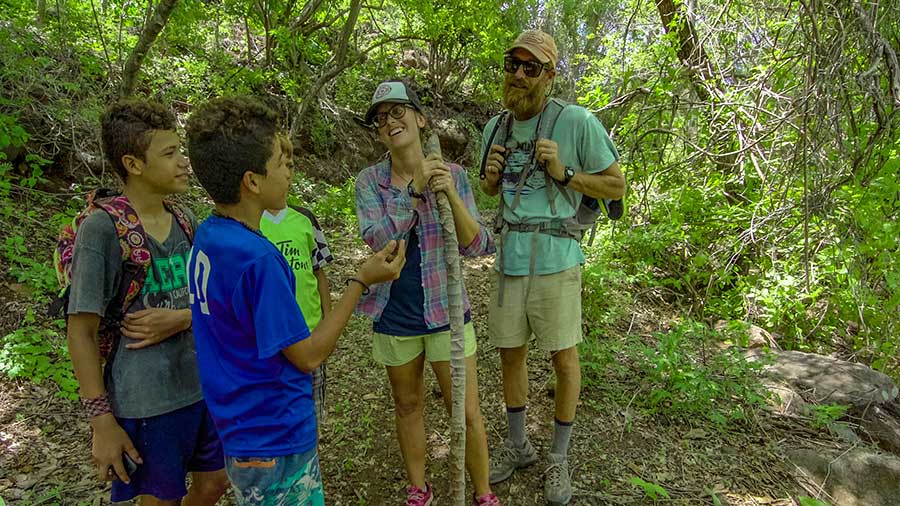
[374,228,471,336]
[187,215,314,458]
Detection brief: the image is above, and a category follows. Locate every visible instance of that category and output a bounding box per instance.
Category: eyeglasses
[372,103,415,128]
[503,56,551,78]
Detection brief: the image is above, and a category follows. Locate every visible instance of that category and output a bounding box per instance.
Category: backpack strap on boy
[51,189,194,361]
[89,193,153,360]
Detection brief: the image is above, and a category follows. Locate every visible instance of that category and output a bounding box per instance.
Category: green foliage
[576,0,900,378]
[4,235,59,299]
[579,309,769,423]
[313,178,358,225]
[0,112,30,202]
[0,114,60,298]
[6,485,63,506]
[468,171,497,213]
[634,320,769,424]
[809,404,850,429]
[308,109,338,155]
[0,113,29,152]
[628,476,670,501]
[798,497,831,506]
[0,312,78,400]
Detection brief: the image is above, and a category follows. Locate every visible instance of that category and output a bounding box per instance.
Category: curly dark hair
[186,97,279,205]
[100,100,176,182]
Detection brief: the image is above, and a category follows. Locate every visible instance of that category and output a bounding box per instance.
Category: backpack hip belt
[495,218,591,307]
[482,98,620,307]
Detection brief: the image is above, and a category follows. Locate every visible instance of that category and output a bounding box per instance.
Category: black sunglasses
[372,103,415,128]
[503,56,551,78]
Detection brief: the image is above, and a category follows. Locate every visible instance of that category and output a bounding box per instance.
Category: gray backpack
[478,98,623,305]
[479,98,622,242]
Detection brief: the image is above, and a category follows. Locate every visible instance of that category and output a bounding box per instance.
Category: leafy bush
[634,320,769,424]
[579,315,769,425]
[4,235,59,299]
[0,312,78,400]
[628,477,670,501]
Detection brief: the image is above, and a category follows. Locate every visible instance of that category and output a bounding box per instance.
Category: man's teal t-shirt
[481,104,620,275]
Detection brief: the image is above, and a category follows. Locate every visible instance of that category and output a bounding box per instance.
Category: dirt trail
[1,222,810,505]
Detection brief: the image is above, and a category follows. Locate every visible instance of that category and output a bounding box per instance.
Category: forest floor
[0,199,833,506]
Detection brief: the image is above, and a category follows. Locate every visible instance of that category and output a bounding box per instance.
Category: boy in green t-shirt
[260,134,333,421]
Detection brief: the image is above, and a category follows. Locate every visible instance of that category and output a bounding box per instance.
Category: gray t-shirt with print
[66,209,202,419]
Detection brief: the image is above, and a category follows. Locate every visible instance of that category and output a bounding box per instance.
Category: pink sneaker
[473,492,501,505]
[406,483,433,506]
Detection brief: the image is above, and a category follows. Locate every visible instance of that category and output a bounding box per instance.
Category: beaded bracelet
[81,394,112,419]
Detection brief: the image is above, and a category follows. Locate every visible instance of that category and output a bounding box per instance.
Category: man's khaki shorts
[488,266,583,351]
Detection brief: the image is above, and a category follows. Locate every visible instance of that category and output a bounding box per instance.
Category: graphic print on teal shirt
[141,249,191,308]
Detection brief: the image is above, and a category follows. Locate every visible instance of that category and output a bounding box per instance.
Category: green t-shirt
[260,207,333,329]
[481,104,619,275]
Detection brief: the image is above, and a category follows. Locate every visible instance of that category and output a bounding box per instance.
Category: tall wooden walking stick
[425,132,466,505]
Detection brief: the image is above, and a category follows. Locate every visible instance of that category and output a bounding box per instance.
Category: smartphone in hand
[110,453,139,480]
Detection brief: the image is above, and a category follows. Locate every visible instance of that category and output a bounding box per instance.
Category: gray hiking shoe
[489,438,538,484]
[544,454,572,505]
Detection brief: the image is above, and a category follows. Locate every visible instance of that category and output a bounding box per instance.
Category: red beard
[502,76,547,118]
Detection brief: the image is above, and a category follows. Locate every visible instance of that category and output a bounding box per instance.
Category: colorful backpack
[49,188,194,361]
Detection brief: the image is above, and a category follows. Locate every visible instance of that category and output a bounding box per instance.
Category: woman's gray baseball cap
[365,81,423,125]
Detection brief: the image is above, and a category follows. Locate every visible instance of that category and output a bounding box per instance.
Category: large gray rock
[788,447,900,506]
[715,321,779,349]
[432,118,471,163]
[751,350,898,409]
[859,403,900,456]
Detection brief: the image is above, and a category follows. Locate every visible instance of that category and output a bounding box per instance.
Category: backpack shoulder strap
[537,98,568,141]
[165,201,195,243]
[534,99,573,215]
[479,111,510,180]
[94,195,152,318]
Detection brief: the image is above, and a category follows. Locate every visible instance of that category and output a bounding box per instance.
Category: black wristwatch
[560,166,575,186]
[407,180,426,201]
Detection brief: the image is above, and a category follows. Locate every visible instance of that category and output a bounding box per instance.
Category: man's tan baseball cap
[506,30,558,67]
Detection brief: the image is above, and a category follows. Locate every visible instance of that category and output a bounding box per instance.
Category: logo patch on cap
[520,32,543,45]
[374,84,392,100]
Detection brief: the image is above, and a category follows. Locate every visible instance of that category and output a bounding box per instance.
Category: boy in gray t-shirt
[66,100,229,504]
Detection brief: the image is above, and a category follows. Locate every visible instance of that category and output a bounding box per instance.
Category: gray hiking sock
[549,418,574,458]
[507,406,527,447]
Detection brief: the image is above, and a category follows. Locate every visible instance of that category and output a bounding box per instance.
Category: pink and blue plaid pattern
[355,159,494,328]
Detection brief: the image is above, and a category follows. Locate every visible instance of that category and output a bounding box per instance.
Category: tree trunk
[425,133,466,506]
[256,0,272,67]
[36,0,46,25]
[214,7,220,51]
[655,0,738,170]
[244,14,253,64]
[120,0,178,96]
[293,0,361,129]
[655,0,716,101]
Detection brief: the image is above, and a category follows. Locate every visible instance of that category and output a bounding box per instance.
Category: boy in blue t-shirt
[184,96,405,505]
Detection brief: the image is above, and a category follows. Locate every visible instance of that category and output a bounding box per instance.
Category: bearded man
[479,29,626,506]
